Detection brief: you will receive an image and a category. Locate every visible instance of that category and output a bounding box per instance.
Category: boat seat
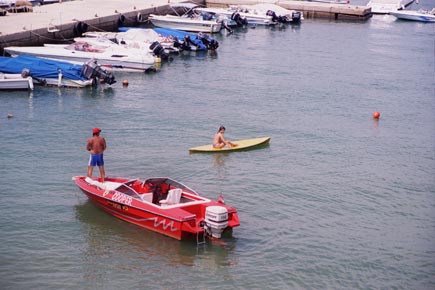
[159,188,182,207]
[140,193,153,203]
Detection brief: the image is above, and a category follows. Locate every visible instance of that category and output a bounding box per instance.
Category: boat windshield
[114,184,141,199]
[142,177,199,196]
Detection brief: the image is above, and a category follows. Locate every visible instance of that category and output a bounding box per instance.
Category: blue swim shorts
[89,154,104,167]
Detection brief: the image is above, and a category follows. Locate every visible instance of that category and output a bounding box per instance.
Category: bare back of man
[86,128,107,182]
[86,136,106,154]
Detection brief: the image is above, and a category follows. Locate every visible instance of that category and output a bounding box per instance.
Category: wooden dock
[206,0,372,21]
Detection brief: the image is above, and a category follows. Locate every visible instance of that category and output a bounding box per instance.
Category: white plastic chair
[159,188,182,206]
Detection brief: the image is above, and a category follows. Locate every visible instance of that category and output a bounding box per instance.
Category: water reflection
[211,153,230,194]
[87,86,115,99]
[212,152,230,168]
[75,200,239,272]
[372,118,380,136]
[28,93,34,118]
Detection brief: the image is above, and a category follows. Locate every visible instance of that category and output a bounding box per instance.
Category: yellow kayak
[189,137,271,153]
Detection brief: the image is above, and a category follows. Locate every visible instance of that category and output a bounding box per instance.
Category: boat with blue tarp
[119,27,219,51]
[0,55,115,87]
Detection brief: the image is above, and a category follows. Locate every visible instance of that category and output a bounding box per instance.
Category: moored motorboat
[0,72,33,90]
[72,175,240,241]
[202,5,276,26]
[212,3,302,25]
[0,55,115,87]
[390,8,435,22]
[149,3,223,33]
[84,29,179,56]
[194,7,249,27]
[368,0,415,14]
[117,27,219,51]
[153,27,219,51]
[4,41,157,72]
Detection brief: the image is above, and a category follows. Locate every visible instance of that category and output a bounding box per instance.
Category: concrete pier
[0,0,371,54]
[0,0,190,54]
[206,0,372,21]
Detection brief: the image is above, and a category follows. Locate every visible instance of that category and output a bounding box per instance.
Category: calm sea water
[0,2,434,289]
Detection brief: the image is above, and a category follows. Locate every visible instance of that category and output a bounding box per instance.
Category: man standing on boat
[86,127,107,182]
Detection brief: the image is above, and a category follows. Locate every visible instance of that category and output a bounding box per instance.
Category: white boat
[0,55,116,88]
[4,41,157,72]
[210,3,303,25]
[242,3,303,24]
[149,3,222,33]
[390,8,435,22]
[82,29,180,56]
[0,73,33,90]
[195,6,272,26]
[368,0,415,14]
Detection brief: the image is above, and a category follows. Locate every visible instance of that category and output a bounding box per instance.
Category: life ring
[117,14,125,26]
[136,12,143,23]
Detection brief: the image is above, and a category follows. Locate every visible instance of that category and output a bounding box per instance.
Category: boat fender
[74,21,88,36]
[81,22,89,34]
[136,12,143,23]
[57,71,63,87]
[117,14,126,27]
[27,77,34,90]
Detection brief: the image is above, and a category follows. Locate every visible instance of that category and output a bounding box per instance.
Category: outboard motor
[171,36,183,49]
[81,59,116,85]
[217,19,232,33]
[292,11,302,24]
[197,32,219,51]
[266,10,287,23]
[204,206,228,238]
[231,12,248,26]
[180,35,194,51]
[149,41,170,61]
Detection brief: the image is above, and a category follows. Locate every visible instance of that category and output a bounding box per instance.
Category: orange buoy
[373,111,380,119]
[122,80,129,86]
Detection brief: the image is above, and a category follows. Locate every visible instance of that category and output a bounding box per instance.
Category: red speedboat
[72,176,240,241]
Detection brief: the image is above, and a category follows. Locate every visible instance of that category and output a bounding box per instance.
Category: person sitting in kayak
[213,126,237,149]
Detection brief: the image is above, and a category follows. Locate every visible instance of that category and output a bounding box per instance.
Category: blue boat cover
[0,55,87,80]
[153,28,208,51]
[118,27,208,51]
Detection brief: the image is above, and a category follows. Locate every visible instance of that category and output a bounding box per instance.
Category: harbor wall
[0,0,371,54]
[205,0,372,21]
